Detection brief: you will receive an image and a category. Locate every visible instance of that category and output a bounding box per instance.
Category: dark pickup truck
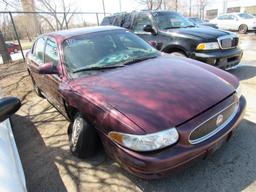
[101,11,243,69]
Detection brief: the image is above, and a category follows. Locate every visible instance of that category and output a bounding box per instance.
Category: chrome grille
[217,35,239,49]
[189,102,238,144]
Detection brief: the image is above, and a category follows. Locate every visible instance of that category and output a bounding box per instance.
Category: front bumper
[101,96,246,179]
[192,47,243,69]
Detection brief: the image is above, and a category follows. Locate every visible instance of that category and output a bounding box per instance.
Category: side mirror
[37,62,58,75]
[143,24,157,35]
[0,97,21,122]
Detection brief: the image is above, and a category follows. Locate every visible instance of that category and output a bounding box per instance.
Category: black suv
[101,11,243,69]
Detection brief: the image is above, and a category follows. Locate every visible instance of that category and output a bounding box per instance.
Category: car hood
[166,27,228,40]
[70,56,235,134]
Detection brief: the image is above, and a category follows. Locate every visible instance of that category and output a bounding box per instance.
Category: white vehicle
[210,13,256,33]
[0,97,27,192]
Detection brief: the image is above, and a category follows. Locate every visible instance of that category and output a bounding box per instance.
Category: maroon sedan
[26,26,246,179]
[6,43,19,54]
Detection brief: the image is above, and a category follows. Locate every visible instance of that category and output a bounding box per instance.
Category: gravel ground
[0,34,255,192]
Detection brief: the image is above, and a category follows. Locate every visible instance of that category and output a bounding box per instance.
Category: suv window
[121,14,132,28]
[133,13,152,32]
[101,16,115,25]
[33,37,46,63]
[112,15,124,26]
[44,38,58,66]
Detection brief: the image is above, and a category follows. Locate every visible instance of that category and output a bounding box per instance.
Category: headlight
[196,42,219,50]
[236,84,242,98]
[108,128,179,152]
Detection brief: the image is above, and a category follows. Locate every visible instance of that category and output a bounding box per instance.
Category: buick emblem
[216,114,224,126]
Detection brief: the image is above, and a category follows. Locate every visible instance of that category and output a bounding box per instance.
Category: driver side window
[44,38,58,66]
[134,14,152,33]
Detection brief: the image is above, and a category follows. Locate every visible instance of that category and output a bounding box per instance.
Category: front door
[132,13,160,49]
[43,37,66,115]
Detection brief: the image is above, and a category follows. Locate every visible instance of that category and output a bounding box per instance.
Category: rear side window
[44,38,58,66]
[33,37,46,63]
[112,15,123,26]
[133,13,152,32]
[121,14,132,28]
[101,16,114,25]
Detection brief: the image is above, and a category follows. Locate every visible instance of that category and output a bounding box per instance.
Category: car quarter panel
[59,82,146,134]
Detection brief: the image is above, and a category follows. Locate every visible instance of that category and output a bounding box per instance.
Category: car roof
[46,26,125,40]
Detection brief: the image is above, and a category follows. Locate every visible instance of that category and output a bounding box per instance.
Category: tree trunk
[0,31,11,64]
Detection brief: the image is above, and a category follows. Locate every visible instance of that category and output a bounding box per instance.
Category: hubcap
[71,117,83,146]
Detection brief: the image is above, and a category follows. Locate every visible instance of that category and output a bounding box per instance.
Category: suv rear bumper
[192,47,243,69]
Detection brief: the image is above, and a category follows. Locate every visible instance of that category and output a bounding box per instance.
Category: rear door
[27,37,47,92]
[215,15,228,29]
[227,15,239,30]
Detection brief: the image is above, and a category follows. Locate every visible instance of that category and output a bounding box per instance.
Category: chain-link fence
[0,11,109,64]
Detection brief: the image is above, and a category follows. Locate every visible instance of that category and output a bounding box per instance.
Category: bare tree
[35,0,77,31]
[198,0,208,19]
[0,31,11,63]
[0,0,20,10]
[136,0,163,10]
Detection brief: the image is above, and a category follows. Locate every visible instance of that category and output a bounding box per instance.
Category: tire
[68,113,99,158]
[169,52,187,57]
[238,24,248,34]
[31,76,44,98]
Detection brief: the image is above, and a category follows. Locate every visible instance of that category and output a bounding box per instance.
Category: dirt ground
[0,34,255,192]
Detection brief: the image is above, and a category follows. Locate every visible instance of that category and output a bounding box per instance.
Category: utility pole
[189,0,192,16]
[119,0,122,12]
[175,0,178,11]
[102,0,106,16]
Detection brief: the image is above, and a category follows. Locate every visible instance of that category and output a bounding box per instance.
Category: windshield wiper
[163,26,181,29]
[72,64,124,73]
[121,55,158,66]
[184,25,195,28]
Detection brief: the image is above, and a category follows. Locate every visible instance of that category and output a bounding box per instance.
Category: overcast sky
[0,0,145,13]
[78,0,144,13]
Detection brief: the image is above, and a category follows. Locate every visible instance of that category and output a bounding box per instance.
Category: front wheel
[169,52,187,57]
[238,24,248,34]
[68,113,99,158]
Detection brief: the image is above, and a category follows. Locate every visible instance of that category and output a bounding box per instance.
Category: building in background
[205,0,256,19]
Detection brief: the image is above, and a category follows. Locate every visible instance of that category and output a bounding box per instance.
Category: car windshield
[63,30,159,73]
[189,18,203,24]
[153,12,195,30]
[238,13,255,19]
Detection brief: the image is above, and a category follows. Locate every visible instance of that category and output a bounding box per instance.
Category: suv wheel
[169,52,186,57]
[238,24,248,34]
[68,113,99,158]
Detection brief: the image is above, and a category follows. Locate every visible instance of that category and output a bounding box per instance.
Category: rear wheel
[68,113,99,158]
[238,24,248,34]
